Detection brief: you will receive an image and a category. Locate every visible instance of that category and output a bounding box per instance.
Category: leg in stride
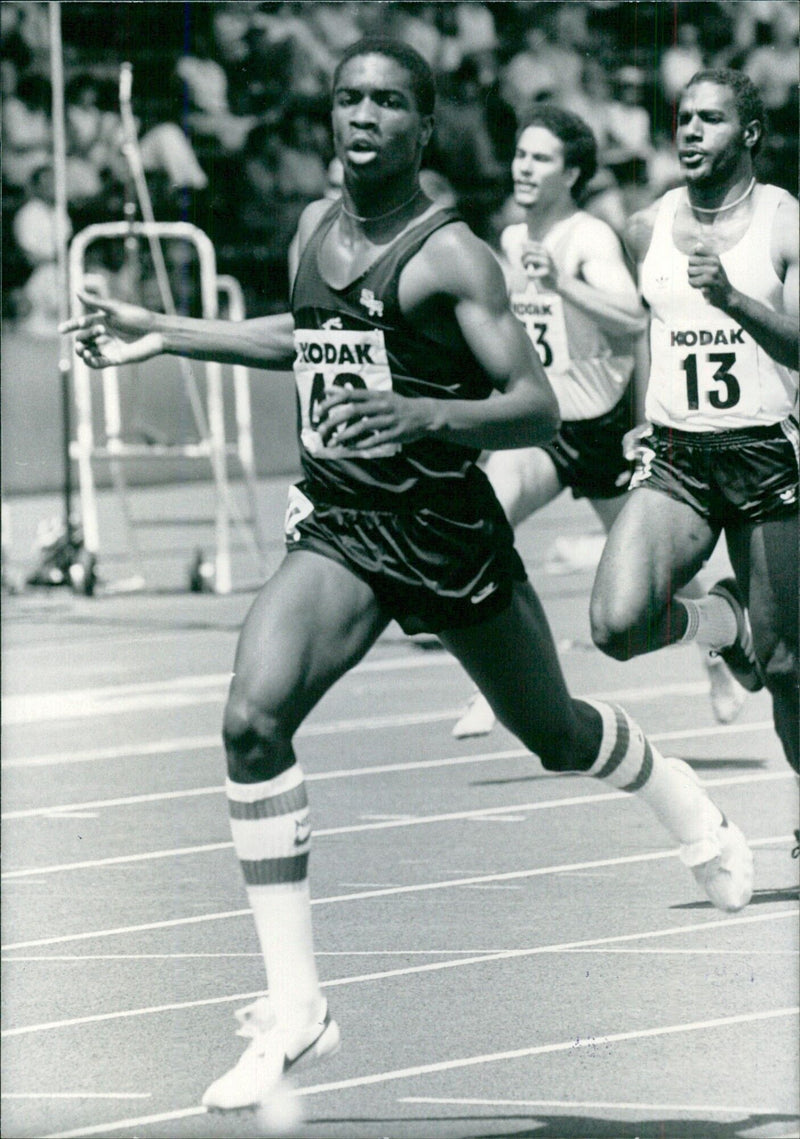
[204,551,389,1112]
[591,487,720,660]
[727,514,799,771]
[442,580,753,913]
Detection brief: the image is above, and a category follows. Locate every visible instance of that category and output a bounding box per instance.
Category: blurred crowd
[3,0,798,331]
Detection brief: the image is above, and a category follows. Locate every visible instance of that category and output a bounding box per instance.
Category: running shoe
[701,651,746,724]
[452,691,496,738]
[668,757,753,912]
[708,578,765,693]
[202,997,340,1111]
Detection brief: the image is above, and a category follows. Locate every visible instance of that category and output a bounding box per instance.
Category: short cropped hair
[684,69,766,156]
[517,106,598,200]
[332,37,436,117]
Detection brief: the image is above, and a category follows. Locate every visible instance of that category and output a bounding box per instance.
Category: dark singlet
[290,202,496,507]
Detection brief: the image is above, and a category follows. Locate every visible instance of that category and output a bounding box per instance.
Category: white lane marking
[2,771,793,877]
[7,947,797,962]
[3,834,793,952]
[40,1006,799,1138]
[400,1095,795,1114]
[0,665,727,727]
[2,1093,150,1100]
[2,713,777,773]
[4,909,796,1035]
[3,751,793,824]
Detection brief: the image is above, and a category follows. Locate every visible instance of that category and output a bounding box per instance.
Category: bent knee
[590,596,639,661]
[222,692,294,783]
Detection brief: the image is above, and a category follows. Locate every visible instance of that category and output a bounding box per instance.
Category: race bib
[655,318,762,421]
[293,328,400,458]
[509,288,571,375]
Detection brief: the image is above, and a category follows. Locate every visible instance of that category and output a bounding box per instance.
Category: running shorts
[629,418,799,525]
[283,477,527,635]
[543,392,634,500]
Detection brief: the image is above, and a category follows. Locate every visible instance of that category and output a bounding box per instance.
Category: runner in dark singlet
[62,40,755,1117]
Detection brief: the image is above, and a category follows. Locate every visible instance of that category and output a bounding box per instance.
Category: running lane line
[3,712,776,771]
[3,834,793,952]
[2,771,793,875]
[41,1006,799,1139]
[4,909,796,1036]
[3,756,789,823]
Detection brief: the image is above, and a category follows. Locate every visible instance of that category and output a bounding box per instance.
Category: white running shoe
[667,757,753,912]
[202,997,340,1111]
[701,651,746,724]
[681,816,754,912]
[452,691,496,738]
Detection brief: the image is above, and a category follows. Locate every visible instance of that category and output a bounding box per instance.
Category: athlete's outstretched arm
[687,196,799,370]
[319,225,560,453]
[60,293,297,371]
[60,200,337,372]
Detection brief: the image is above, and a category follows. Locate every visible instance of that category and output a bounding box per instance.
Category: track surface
[2,478,798,1139]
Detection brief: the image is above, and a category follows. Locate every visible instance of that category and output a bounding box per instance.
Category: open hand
[59,291,164,368]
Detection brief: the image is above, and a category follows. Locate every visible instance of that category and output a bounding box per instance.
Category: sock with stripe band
[678,595,737,651]
[227,766,325,1038]
[580,699,723,852]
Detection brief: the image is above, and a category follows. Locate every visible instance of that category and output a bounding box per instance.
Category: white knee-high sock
[678,595,737,650]
[227,766,325,1037]
[582,700,723,852]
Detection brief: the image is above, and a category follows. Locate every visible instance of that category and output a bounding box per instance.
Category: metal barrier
[67,220,267,593]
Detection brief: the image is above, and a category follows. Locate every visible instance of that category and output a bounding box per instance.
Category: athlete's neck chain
[340,188,422,224]
[690,177,756,215]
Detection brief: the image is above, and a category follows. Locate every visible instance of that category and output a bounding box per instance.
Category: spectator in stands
[12,161,71,337]
[433,57,508,202]
[2,71,52,196]
[176,26,261,155]
[744,2,799,133]
[659,22,704,105]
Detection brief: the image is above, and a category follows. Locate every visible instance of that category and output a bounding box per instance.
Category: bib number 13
[680,351,740,410]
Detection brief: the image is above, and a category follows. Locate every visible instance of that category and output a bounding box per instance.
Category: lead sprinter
[62,39,753,1115]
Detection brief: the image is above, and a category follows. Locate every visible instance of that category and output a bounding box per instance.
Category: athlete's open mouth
[680,151,706,168]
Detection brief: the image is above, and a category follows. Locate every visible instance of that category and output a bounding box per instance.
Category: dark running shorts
[543,392,634,500]
[629,419,799,525]
[283,478,527,635]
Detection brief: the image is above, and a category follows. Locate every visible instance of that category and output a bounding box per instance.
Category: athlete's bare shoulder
[623,197,662,266]
[295,198,337,260]
[414,216,507,303]
[771,189,799,278]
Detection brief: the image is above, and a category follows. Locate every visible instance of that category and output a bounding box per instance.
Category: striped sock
[581,700,722,846]
[227,766,324,1036]
[678,596,737,650]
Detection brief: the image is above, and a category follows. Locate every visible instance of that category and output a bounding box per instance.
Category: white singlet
[640,183,798,431]
[501,213,633,421]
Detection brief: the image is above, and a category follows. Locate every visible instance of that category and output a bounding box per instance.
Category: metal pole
[48,1,74,540]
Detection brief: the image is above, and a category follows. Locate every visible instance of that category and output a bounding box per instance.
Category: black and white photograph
[2,2,798,1137]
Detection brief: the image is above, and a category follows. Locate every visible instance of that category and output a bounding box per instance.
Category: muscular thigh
[591,487,720,626]
[439,580,577,749]
[727,513,798,659]
[484,447,563,527]
[230,550,389,735]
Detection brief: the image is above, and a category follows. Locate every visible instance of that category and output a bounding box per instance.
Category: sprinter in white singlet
[454,106,744,739]
[591,70,798,775]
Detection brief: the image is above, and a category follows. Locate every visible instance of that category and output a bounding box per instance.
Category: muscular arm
[61,200,335,370]
[417,225,561,449]
[557,220,647,338]
[320,224,560,453]
[711,196,799,370]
